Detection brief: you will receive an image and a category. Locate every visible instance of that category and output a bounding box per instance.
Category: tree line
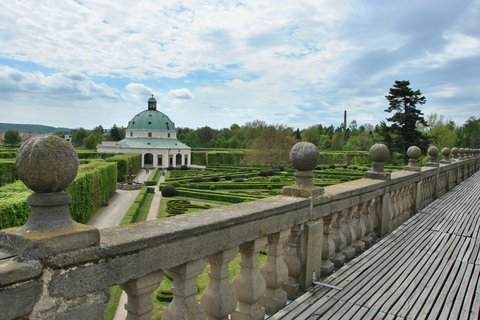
[2,81,479,156]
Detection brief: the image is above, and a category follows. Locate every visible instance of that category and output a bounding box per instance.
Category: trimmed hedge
[120,187,150,224]
[0,160,118,229]
[66,161,118,223]
[145,168,161,186]
[191,150,246,166]
[76,150,114,159]
[0,181,31,229]
[0,159,16,186]
[106,153,142,182]
[174,187,257,203]
[166,199,211,216]
[0,151,16,159]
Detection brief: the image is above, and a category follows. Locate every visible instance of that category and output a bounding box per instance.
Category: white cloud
[168,88,194,100]
[125,83,153,97]
[0,66,120,101]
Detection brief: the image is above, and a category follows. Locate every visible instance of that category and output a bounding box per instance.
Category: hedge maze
[158,163,395,209]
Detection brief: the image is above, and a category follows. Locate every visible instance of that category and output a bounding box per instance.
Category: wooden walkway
[272,171,480,320]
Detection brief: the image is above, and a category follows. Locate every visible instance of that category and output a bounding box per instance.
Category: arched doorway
[157,155,163,167]
[144,153,153,166]
[176,153,182,166]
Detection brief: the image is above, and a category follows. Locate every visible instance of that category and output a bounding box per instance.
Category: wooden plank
[448,262,475,319]
[271,171,480,320]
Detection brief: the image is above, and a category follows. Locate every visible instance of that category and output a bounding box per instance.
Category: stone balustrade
[1,137,479,320]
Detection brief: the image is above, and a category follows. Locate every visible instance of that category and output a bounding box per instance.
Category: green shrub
[225,175,232,180]
[269,176,282,183]
[211,176,220,182]
[209,185,216,190]
[162,185,176,197]
[156,289,174,302]
[106,153,141,182]
[169,181,181,187]
[180,165,188,170]
[0,161,118,228]
[168,166,175,171]
[340,177,349,182]
[233,178,245,182]
[187,183,199,189]
[192,176,203,182]
[0,159,17,186]
[267,185,272,190]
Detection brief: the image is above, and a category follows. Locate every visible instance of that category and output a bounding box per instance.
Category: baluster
[340,208,355,260]
[330,212,346,267]
[351,204,366,253]
[201,247,238,320]
[232,237,267,320]
[321,216,335,275]
[369,197,379,240]
[163,258,207,320]
[260,230,290,314]
[283,225,302,298]
[361,200,373,246]
[120,270,163,320]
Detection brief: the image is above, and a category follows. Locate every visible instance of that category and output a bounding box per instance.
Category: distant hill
[0,123,72,134]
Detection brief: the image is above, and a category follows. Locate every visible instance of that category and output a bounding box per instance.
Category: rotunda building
[97,96,191,168]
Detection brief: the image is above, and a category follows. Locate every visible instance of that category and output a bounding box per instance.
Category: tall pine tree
[384,80,429,157]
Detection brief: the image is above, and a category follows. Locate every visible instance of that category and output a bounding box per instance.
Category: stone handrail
[0,137,479,320]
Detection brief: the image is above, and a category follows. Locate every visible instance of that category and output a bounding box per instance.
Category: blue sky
[0,0,479,130]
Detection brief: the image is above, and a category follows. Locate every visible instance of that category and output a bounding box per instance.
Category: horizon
[0,0,479,130]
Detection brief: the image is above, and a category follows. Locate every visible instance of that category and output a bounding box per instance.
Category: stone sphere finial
[427,146,439,157]
[440,147,451,164]
[289,142,320,171]
[407,146,421,160]
[404,146,421,171]
[425,145,439,167]
[451,147,459,158]
[459,148,465,159]
[16,135,78,193]
[369,144,390,162]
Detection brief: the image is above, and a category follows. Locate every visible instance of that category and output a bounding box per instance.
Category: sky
[0,0,479,131]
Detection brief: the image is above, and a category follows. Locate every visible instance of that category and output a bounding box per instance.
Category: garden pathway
[114,170,165,320]
[87,169,151,229]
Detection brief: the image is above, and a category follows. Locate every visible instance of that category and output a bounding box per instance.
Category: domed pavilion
[97,96,191,168]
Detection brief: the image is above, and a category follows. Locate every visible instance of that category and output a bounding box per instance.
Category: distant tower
[344,110,347,132]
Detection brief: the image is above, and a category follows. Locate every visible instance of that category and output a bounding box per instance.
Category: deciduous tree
[3,130,21,147]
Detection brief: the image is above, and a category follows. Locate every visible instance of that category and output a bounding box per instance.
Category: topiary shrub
[156,289,173,302]
[329,164,336,169]
[192,176,203,182]
[267,185,273,190]
[180,165,188,170]
[340,177,349,182]
[224,175,232,180]
[269,176,282,183]
[187,183,199,189]
[258,170,269,177]
[168,166,175,171]
[161,185,176,197]
[209,185,216,190]
[211,176,220,182]
[233,178,245,182]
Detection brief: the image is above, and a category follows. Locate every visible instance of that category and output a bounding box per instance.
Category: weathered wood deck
[272,171,480,320]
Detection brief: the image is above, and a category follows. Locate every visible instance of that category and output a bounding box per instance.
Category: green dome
[148,96,157,103]
[127,110,176,132]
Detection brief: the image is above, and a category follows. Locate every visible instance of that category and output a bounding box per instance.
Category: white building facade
[97,96,191,168]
